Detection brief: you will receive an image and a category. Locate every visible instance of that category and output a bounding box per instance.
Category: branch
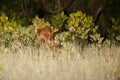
[94,7,103,23]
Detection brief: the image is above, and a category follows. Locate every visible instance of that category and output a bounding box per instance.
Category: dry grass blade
[0,44,120,80]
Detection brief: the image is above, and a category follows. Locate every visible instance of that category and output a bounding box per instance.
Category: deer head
[32,21,45,33]
[33,21,44,28]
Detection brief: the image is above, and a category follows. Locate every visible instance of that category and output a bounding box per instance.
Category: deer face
[33,21,44,32]
[33,21,44,28]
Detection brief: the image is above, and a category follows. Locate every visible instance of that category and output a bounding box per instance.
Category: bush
[65,11,103,44]
[0,11,106,49]
[50,11,68,32]
[53,11,104,49]
[108,18,120,41]
[0,13,37,47]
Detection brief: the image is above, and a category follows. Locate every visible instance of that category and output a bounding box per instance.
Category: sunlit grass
[0,43,120,80]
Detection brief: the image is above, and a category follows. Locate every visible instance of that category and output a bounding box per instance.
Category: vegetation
[0,44,120,80]
[0,0,120,80]
[108,18,120,41]
[0,13,37,47]
[66,11,103,43]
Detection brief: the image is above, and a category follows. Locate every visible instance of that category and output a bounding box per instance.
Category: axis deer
[33,21,54,50]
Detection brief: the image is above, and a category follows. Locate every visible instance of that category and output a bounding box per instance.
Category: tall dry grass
[0,43,120,80]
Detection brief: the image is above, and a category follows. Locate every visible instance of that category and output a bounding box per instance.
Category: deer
[33,20,54,50]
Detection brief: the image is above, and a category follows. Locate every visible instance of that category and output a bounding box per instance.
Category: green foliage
[50,11,68,32]
[32,15,44,23]
[55,31,71,45]
[53,11,105,48]
[108,18,120,41]
[0,14,37,47]
[66,11,103,43]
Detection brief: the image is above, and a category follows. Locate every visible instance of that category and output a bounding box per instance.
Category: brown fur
[33,21,54,50]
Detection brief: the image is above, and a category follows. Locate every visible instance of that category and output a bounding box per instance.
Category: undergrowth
[0,43,120,80]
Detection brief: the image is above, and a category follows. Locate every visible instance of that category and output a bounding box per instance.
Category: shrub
[108,18,120,41]
[53,11,104,48]
[65,11,103,44]
[50,11,68,32]
[0,13,37,47]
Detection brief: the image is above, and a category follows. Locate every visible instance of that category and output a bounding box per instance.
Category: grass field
[0,43,120,80]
